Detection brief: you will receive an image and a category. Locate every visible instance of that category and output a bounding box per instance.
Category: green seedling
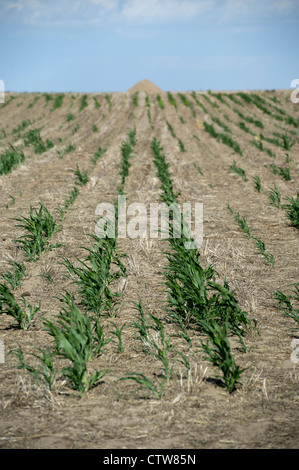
[204,122,243,155]
[253,175,263,192]
[27,96,40,109]
[64,186,79,211]
[74,165,89,186]
[92,145,107,166]
[63,234,126,317]
[13,203,60,261]
[128,128,137,147]
[12,119,31,135]
[273,284,299,327]
[178,139,186,153]
[283,192,299,229]
[109,322,127,353]
[72,124,80,135]
[193,162,204,176]
[268,186,282,208]
[43,93,53,105]
[52,94,64,111]
[198,319,248,393]
[156,94,165,110]
[132,92,139,107]
[0,261,27,289]
[227,204,251,237]
[10,345,56,391]
[74,164,89,186]
[93,96,101,108]
[38,269,54,284]
[0,283,40,330]
[166,121,176,138]
[212,117,232,134]
[105,93,112,110]
[80,94,88,111]
[167,92,178,110]
[254,238,275,267]
[0,145,25,175]
[43,292,109,396]
[24,128,54,154]
[229,161,248,181]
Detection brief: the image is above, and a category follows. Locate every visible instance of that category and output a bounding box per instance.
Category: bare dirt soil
[0,83,298,449]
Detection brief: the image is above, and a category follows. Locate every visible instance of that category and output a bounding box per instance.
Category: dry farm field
[0,80,298,449]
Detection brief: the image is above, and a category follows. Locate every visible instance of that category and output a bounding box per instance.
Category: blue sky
[1,0,299,92]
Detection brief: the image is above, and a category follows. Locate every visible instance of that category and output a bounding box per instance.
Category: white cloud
[220,0,299,21]
[119,0,215,23]
[5,0,42,12]
[1,0,298,27]
[89,0,118,10]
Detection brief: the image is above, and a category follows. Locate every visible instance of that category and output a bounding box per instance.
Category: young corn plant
[229,161,248,182]
[108,322,127,353]
[52,94,64,111]
[13,203,61,261]
[166,121,177,139]
[254,238,275,267]
[0,145,25,176]
[190,91,208,113]
[57,142,75,159]
[228,204,274,267]
[92,145,107,166]
[64,186,79,212]
[24,128,54,154]
[167,92,178,110]
[43,93,53,105]
[273,284,299,328]
[178,139,186,153]
[227,204,251,237]
[12,119,31,136]
[156,94,165,110]
[105,93,112,110]
[132,92,139,107]
[93,96,101,108]
[120,301,175,399]
[0,261,27,289]
[283,192,299,229]
[151,138,253,391]
[43,292,109,396]
[268,163,291,181]
[10,345,56,391]
[193,162,204,176]
[119,139,134,192]
[0,283,40,330]
[204,122,243,156]
[253,175,263,193]
[268,186,282,208]
[198,319,248,393]
[27,96,40,109]
[79,94,88,111]
[63,234,127,318]
[212,117,232,134]
[74,165,89,187]
[128,128,137,147]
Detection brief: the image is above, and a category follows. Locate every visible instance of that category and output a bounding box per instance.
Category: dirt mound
[128,79,163,94]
